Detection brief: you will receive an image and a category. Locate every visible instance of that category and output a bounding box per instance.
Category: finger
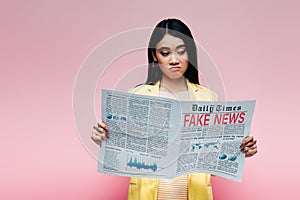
[244,139,257,147]
[94,126,109,138]
[91,134,103,146]
[251,144,258,151]
[242,136,254,145]
[97,121,108,130]
[92,129,108,140]
[93,125,106,134]
[240,136,255,149]
[241,146,250,153]
[240,139,257,149]
[245,148,258,158]
[241,144,257,154]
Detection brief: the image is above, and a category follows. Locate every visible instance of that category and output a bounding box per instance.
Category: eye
[160,51,170,57]
[177,48,186,56]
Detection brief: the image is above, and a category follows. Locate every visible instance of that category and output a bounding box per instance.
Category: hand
[240,136,258,158]
[91,121,109,147]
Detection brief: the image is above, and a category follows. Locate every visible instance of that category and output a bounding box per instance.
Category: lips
[170,66,181,71]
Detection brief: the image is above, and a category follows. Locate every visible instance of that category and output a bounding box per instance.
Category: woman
[92,18,257,200]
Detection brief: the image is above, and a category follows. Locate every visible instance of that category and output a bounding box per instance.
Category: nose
[169,53,179,65]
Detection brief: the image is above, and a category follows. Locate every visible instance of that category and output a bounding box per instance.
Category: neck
[160,76,188,93]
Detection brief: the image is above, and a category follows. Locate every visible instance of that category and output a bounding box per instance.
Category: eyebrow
[158,44,186,51]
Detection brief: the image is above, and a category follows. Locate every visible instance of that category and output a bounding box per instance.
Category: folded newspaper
[98,89,255,182]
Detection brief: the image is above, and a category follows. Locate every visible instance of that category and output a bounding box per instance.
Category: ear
[152,51,157,62]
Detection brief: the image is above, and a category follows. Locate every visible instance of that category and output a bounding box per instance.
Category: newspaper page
[98,89,255,182]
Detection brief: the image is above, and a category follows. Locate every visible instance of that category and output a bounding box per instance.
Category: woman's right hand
[91,121,109,146]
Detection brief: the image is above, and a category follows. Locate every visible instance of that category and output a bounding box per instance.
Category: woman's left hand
[240,136,258,158]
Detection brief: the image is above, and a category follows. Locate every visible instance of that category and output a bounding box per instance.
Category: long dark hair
[146,18,199,85]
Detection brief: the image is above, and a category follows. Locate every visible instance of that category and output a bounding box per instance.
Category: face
[155,34,189,80]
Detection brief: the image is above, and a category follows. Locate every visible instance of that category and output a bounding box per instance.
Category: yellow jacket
[127,80,218,200]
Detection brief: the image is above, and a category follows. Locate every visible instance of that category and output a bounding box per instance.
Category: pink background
[1,0,299,199]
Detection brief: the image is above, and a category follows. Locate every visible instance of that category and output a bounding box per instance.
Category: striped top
[157,175,188,200]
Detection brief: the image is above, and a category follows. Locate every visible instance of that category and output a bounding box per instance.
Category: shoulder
[188,82,219,101]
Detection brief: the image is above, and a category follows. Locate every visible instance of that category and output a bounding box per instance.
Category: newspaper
[98,89,255,182]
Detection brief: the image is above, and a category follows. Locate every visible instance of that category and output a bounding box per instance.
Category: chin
[172,75,185,80]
